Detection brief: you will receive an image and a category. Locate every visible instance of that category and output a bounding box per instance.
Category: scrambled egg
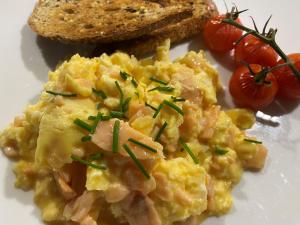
[0,40,267,225]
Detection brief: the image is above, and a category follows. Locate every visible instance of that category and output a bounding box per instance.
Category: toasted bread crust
[107,0,218,56]
[28,0,193,43]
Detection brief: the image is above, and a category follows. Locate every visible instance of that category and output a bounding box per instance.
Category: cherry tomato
[204,15,243,53]
[229,64,278,109]
[273,53,300,99]
[234,35,278,67]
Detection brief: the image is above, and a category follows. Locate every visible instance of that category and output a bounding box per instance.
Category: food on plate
[206,7,300,109]
[28,0,218,56]
[229,64,278,109]
[234,34,278,67]
[274,53,300,99]
[0,41,267,225]
[203,8,243,53]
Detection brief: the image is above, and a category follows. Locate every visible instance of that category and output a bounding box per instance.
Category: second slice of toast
[103,0,218,56]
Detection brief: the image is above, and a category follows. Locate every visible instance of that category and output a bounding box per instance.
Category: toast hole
[105,7,120,11]
[84,24,94,29]
[64,8,75,14]
[124,7,137,13]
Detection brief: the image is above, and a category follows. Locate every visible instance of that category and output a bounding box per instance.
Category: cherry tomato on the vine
[204,15,243,53]
[273,53,300,99]
[234,35,278,67]
[229,64,278,109]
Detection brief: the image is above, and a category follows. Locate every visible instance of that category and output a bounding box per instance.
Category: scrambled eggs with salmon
[0,40,267,225]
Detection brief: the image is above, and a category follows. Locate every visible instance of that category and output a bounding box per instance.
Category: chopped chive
[110,111,125,118]
[92,88,107,99]
[179,138,199,164]
[88,116,96,121]
[74,119,93,133]
[122,97,131,113]
[155,122,168,142]
[171,96,186,102]
[244,139,263,144]
[115,81,124,111]
[148,86,174,93]
[131,78,138,88]
[91,113,102,134]
[101,115,111,121]
[81,135,92,142]
[215,146,228,155]
[89,152,103,161]
[145,102,157,111]
[96,103,101,110]
[123,144,150,179]
[89,113,111,122]
[163,100,184,116]
[150,77,168,85]
[46,90,77,97]
[153,103,164,118]
[120,71,129,80]
[71,155,106,170]
[112,120,120,153]
[128,138,157,153]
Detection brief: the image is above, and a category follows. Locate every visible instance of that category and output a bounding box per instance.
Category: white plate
[0,1,299,225]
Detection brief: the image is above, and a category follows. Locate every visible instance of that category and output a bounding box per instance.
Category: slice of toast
[101,0,218,56]
[28,0,193,43]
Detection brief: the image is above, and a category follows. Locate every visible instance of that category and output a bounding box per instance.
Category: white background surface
[0,1,300,225]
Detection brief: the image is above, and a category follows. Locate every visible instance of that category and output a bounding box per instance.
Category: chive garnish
[96,103,101,110]
[46,90,77,97]
[171,96,186,102]
[150,77,168,85]
[145,103,157,111]
[112,120,120,153]
[115,81,124,111]
[92,88,107,99]
[244,139,263,144]
[153,103,164,118]
[71,155,106,170]
[122,97,131,113]
[123,144,150,179]
[91,112,103,134]
[163,100,184,115]
[110,111,125,118]
[89,152,103,160]
[131,78,138,88]
[179,138,199,164]
[155,122,168,142]
[74,119,93,133]
[148,86,175,93]
[81,135,92,142]
[120,71,129,80]
[101,115,111,121]
[88,116,96,121]
[215,146,228,155]
[128,138,157,153]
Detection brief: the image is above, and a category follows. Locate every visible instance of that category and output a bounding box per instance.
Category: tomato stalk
[222,12,300,82]
[225,7,249,20]
[250,63,291,84]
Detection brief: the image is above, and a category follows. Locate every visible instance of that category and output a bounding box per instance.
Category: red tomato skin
[204,15,243,53]
[274,54,300,99]
[229,64,279,109]
[234,35,278,67]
